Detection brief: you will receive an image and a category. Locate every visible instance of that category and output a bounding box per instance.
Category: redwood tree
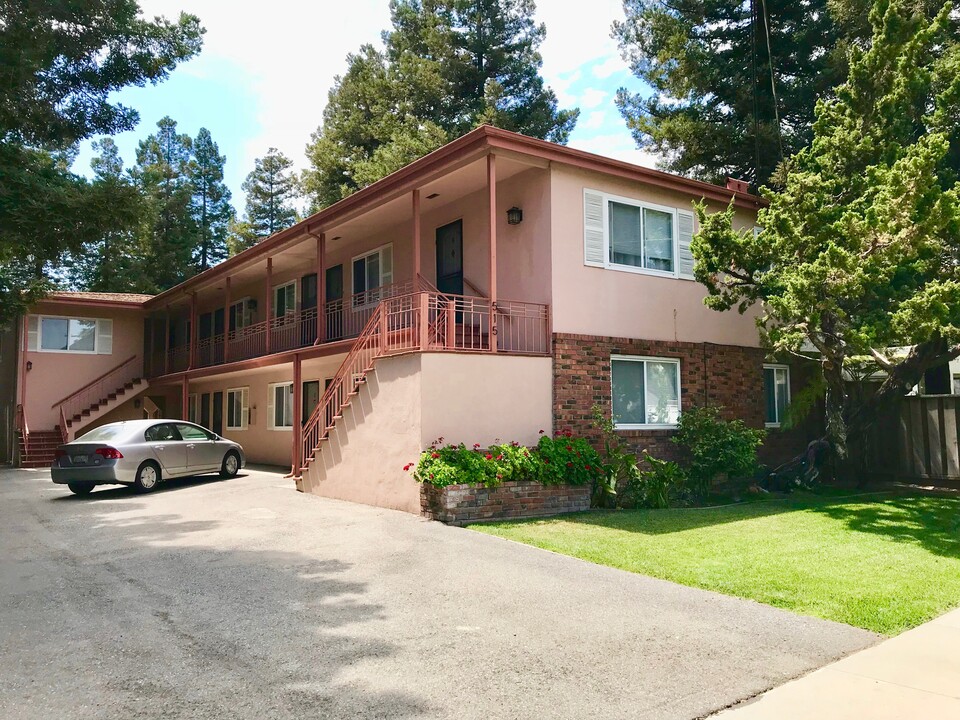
[691,0,960,466]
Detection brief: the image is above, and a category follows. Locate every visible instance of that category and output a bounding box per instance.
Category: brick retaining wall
[420,481,590,525]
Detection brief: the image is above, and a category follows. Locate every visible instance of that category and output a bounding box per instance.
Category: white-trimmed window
[352,244,393,306]
[764,365,790,427]
[268,382,294,430]
[187,394,200,425]
[229,297,254,331]
[611,356,681,428]
[28,315,113,354]
[584,189,696,279]
[273,281,297,319]
[953,374,960,396]
[226,387,249,430]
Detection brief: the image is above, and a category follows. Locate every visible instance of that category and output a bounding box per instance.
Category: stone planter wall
[420,480,591,525]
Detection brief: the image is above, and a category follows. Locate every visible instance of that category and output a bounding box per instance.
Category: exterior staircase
[18,430,63,468]
[61,376,150,440]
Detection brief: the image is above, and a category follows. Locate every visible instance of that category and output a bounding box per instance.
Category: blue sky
[72,0,654,213]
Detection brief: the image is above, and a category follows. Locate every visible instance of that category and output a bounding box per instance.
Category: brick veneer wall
[552,333,821,468]
[420,481,591,525]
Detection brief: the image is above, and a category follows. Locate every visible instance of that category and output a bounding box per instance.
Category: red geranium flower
[429,473,434,479]
[403,463,413,471]
[431,452,440,459]
[538,429,545,434]
[496,454,503,460]
[473,443,481,449]
[566,461,573,467]
[564,430,573,438]
[496,473,503,480]
[543,458,550,464]
[585,464,591,470]
[485,453,493,460]
[566,445,572,451]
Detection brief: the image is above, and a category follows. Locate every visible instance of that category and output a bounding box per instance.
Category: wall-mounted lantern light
[506,206,523,225]
[25,361,32,372]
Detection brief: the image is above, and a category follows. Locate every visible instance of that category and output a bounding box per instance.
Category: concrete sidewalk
[716,608,960,718]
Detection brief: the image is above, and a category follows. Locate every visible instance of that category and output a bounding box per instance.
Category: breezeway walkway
[715,607,960,718]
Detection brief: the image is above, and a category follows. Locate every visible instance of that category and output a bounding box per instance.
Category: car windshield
[75,425,128,442]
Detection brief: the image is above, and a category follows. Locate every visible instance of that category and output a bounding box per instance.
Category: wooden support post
[223,276,232,363]
[445,303,455,349]
[164,307,171,375]
[316,233,325,344]
[188,292,197,369]
[291,354,302,474]
[181,376,189,421]
[145,316,154,377]
[487,153,498,352]
[412,189,421,284]
[265,257,273,355]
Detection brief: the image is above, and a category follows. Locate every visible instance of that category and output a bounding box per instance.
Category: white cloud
[579,110,606,131]
[568,132,661,169]
[592,54,626,80]
[578,88,608,109]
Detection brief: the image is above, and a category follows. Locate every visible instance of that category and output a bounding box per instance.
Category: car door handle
[186,444,196,449]
[156,445,165,451]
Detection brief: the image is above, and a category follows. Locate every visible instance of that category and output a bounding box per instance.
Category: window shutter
[26,316,39,351]
[677,210,696,280]
[241,388,249,429]
[97,319,113,354]
[583,190,606,267]
[267,386,276,429]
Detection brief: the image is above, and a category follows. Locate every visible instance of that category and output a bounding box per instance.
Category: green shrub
[535,432,603,487]
[672,406,765,499]
[590,405,640,508]
[624,453,687,509]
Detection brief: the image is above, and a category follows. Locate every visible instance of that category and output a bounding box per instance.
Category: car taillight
[95,447,123,459]
[54,449,66,459]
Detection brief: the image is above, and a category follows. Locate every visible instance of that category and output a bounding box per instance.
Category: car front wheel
[67,482,94,496]
[135,461,160,492]
[220,451,240,478]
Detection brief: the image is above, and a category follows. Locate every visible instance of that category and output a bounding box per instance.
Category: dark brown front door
[325,264,344,340]
[436,220,464,296]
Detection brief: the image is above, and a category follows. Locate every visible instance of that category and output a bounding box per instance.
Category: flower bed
[406,431,602,488]
[407,432,599,524]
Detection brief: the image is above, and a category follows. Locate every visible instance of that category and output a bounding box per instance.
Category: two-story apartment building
[12,126,817,512]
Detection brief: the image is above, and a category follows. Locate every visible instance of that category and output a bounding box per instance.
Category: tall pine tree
[133,116,197,290]
[612,0,956,189]
[229,148,298,254]
[190,128,233,271]
[0,1,202,322]
[302,0,578,209]
[66,138,147,292]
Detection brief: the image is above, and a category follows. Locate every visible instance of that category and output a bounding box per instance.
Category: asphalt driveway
[0,466,877,719]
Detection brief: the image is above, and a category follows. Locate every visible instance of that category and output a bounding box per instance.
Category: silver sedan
[51,419,245,496]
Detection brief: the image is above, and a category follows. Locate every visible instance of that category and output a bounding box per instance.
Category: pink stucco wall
[301,350,554,514]
[21,302,145,430]
[548,165,763,347]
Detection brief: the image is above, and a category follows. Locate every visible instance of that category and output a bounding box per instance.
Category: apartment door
[325,264,344,340]
[302,380,321,424]
[301,273,317,346]
[212,391,224,435]
[435,220,464,296]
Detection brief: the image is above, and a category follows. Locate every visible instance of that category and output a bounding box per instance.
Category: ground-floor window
[269,382,294,429]
[226,387,249,430]
[611,355,681,428]
[764,365,790,427]
[953,374,960,396]
[187,393,200,425]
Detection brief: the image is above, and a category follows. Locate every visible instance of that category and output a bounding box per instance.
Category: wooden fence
[866,396,960,481]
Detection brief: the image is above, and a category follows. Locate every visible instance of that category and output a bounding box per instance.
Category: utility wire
[760,0,785,161]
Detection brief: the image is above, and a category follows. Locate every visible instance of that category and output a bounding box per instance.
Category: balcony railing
[151,280,424,377]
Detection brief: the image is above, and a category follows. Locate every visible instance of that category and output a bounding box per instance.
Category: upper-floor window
[352,244,393,306]
[28,315,113,354]
[611,355,681,429]
[273,281,297,318]
[229,297,254,331]
[609,201,675,272]
[584,189,695,279]
[764,364,790,427]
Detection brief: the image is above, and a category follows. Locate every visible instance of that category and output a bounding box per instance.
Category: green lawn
[471,491,960,635]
